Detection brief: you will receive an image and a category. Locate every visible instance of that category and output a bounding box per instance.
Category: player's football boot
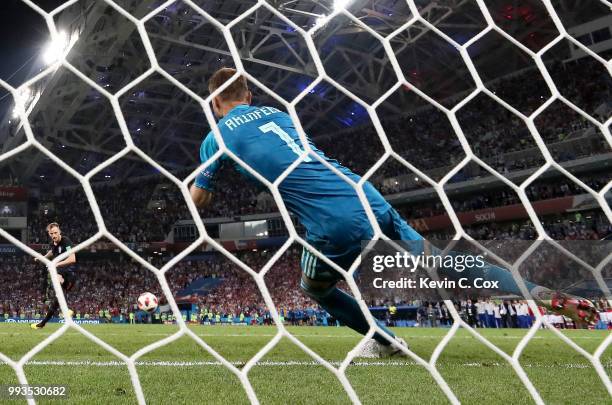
[30,310,74,329]
[532,287,599,326]
[357,337,410,358]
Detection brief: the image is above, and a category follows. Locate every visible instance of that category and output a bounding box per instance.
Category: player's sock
[301,280,395,346]
[39,298,59,327]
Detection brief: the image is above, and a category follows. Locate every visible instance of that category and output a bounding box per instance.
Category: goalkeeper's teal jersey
[195,104,394,244]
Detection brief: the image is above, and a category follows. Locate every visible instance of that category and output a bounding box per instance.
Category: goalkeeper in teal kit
[190,68,597,354]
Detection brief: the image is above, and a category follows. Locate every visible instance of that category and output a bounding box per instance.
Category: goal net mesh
[0,0,610,404]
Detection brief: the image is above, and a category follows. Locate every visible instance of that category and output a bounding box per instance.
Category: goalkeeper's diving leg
[385,208,599,326]
[299,211,413,358]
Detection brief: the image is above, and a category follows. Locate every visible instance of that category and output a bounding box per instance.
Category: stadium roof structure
[0,0,607,185]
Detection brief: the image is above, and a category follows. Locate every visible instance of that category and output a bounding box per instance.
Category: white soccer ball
[137,292,158,312]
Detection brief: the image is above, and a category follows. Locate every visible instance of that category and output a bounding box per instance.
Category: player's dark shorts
[301,208,423,283]
[46,267,77,295]
[58,270,77,291]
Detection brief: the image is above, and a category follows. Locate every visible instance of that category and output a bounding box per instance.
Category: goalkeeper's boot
[31,322,44,330]
[532,287,599,326]
[357,337,410,359]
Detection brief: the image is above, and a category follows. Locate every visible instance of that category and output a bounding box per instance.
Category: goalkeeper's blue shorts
[300,207,423,283]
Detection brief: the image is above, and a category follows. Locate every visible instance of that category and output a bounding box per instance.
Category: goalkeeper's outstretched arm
[190,183,213,208]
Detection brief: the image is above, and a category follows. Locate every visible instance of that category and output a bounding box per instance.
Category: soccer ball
[137,292,158,312]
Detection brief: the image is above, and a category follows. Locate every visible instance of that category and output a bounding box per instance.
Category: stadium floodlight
[313,0,351,26]
[42,31,69,64]
[333,0,352,11]
[311,14,328,28]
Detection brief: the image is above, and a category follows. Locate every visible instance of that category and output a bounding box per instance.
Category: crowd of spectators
[21,163,608,249]
[0,255,154,320]
[423,209,611,241]
[313,59,610,195]
[26,179,190,244]
[28,187,98,244]
[397,171,610,220]
[12,59,607,247]
[1,57,609,327]
[1,203,610,325]
[546,58,612,120]
[0,248,319,322]
[200,166,270,217]
[193,248,325,322]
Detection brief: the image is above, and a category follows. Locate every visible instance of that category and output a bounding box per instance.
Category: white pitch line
[0,331,607,339]
[11,360,612,369]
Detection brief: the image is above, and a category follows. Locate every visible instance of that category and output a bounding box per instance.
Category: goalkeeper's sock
[303,282,395,346]
[39,298,59,327]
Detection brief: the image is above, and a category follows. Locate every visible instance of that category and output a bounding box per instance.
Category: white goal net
[0,0,610,404]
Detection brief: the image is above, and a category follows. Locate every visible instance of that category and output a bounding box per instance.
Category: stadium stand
[0,51,608,331]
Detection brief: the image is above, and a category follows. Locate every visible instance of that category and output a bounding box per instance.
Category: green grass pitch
[0,324,609,404]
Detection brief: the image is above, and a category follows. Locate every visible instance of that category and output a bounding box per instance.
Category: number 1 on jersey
[258,122,313,162]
